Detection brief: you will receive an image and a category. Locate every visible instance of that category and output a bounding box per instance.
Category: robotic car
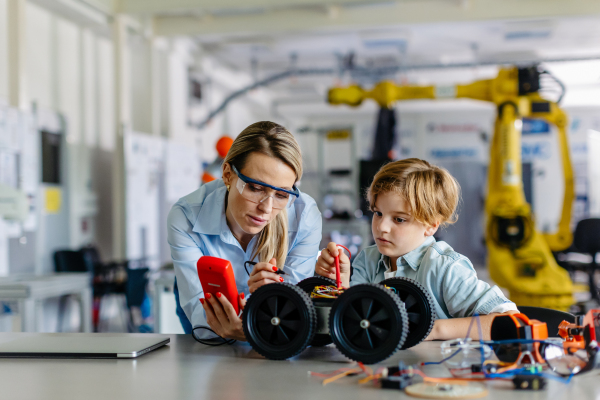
[242,275,436,364]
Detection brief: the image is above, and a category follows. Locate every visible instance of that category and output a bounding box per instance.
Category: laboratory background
[0,0,600,398]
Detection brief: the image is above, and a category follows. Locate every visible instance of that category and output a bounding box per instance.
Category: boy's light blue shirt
[167,179,322,330]
[351,236,514,319]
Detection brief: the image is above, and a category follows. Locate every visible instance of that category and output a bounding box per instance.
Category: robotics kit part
[243,277,433,364]
[490,313,548,364]
[440,339,492,369]
[297,276,336,347]
[380,277,436,349]
[242,283,316,360]
[328,283,408,364]
[512,374,546,390]
[380,375,415,390]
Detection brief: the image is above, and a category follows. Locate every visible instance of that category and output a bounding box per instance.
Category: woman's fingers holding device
[238,292,247,312]
[200,293,225,337]
[247,257,283,293]
[202,292,246,341]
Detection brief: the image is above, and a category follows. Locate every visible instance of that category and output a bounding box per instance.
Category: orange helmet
[216,136,234,158]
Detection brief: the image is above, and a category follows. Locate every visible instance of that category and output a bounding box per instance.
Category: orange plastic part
[216,136,234,158]
[505,313,548,363]
[202,171,216,183]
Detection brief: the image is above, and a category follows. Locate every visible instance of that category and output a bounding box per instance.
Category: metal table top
[0,333,598,400]
[0,273,91,299]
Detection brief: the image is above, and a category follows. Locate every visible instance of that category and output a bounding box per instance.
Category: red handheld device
[197,256,239,315]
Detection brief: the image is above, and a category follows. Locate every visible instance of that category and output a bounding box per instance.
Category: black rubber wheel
[329,283,408,364]
[243,283,316,360]
[380,277,436,349]
[297,276,337,347]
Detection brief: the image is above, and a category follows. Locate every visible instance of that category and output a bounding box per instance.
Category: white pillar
[7,0,27,110]
[112,14,130,260]
[150,37,161,137]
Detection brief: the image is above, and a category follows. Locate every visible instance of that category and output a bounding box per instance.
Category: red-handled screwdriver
[333,244,351,289]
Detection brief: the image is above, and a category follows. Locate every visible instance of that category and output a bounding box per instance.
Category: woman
[167,121,322,341]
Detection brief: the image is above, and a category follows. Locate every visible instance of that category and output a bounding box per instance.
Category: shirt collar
[401,236,436,270]
[377,236,436,273]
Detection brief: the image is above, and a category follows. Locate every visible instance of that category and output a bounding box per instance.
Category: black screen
[41,130,61,184]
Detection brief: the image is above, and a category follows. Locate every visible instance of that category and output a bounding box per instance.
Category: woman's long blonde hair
[223,121,303,268]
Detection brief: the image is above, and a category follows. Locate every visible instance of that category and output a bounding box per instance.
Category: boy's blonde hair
[367,158,460,227]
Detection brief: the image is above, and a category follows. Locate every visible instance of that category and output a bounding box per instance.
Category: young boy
[315,158,518,340]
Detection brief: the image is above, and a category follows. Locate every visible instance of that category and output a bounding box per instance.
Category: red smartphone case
[197,256,239,315]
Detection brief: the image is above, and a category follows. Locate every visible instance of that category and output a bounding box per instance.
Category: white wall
[0,0,9,104]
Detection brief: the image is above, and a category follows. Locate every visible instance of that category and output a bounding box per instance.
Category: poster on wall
[125,132,165,270]
[0,219,8,276]
[420,111,494,163]
[165,141,200,204]
[20,112,39,231]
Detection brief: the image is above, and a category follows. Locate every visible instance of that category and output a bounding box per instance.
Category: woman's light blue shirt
[351,236,515,319]
[167,179,322,330]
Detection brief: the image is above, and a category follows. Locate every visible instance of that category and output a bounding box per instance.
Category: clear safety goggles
[541,340,597,376]
[232,165,299,210]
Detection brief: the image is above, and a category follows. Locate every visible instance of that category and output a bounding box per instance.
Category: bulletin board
[125,131,165,270]
[0,106,40,275]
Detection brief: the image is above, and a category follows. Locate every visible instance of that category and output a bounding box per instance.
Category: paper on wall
[0,219,8,276]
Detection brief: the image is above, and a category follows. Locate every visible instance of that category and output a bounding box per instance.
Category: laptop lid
[0,333,170,359]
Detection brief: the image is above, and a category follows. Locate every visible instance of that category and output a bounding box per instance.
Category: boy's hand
[315,242,351,288]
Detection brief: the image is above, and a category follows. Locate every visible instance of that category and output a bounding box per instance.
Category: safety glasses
[231,164,299,210]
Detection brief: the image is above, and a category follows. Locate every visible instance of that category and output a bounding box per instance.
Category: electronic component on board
[512,374,546,390]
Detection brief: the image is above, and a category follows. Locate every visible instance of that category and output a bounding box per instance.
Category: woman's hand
[200,292,247,341]
[315,242,351,288]
[247,257,284,293]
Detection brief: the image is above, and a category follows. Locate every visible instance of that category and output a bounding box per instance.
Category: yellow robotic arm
[328,67,575,310]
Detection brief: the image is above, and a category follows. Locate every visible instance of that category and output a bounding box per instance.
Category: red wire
[334,244,351,289]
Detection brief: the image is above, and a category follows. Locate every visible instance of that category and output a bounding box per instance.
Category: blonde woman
[168,121,321,341]
[315,158,518,341]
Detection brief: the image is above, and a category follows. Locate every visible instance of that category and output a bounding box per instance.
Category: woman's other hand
[247,257,284,293]
[315,242,351,288]
[200,292,247,341]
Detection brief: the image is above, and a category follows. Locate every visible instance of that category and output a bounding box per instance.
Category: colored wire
[310,285,346,299]
[321,367,363,385]
[422,348,462,366]
[309,367,355,378]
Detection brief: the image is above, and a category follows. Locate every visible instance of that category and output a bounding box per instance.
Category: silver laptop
[0,333,170,359]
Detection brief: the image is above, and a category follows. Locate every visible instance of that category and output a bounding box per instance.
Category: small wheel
[329,283,408,364]
[380,277,436,349]
[297,276,336,347]
[243,283,316,360]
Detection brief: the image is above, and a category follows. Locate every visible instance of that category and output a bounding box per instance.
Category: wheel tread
[243,283,317,360]
[380,277,436,349]
[329,283,409,364]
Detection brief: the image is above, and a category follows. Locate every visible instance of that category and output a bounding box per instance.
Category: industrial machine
[327,66,575,310]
